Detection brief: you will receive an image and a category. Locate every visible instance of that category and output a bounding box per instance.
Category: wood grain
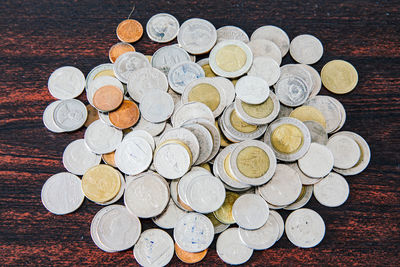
[0,0,399,266]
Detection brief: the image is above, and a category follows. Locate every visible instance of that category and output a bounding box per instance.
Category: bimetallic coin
[284,185,313,210]
[132,116,166,136]
[305,96,342,133]
[178,18,217,55]
[146,13,179,43]
[217,228,253,265]
[62,139,101,175]
[182,123,213,165]
[115,136,152,175]
[109,100,140,129]
[314,172,349,207]
[172,102,214,127]
[235,75,270,105]
[209,40,253,78]
[168,61,205,94]
[133,228,174,266]
[174,213,214,253]
[285,208,325,248]
[197,58,216,77]
[108,42,135,63]
[113,51,150,83]
[247,56,281,86]
[327,134,361,169]
[321,60,358,94]
[290,105,327,129]
[247,39,282,65]
[213,191,240,224]
[43,101,64,133]
[298,143,334,178]
[303,121,328,145]
[84,120,123,154]
[290,34,323,64]
[151,45,191,76]
[217,25,249,43]
[48,66,85,99]
[127,67,168,102]
[175,243,208,264]
[53,99,87,132]
[41,172,84,215]
[232,194,269,230]
[269,210,285,241]
[86,63,115,91]
[251,25,290,56]
[116,19,143,43]
[154,141,192,179]
[152,199,188,229]
[239,214,279,250]
[140,90,174,123]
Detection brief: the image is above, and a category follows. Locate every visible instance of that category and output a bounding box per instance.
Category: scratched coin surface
[53,99,87,132]
[115,136,152,175]
[298,142,334,178]
[178,18,217,55]
[216,25,249,43]
[232,193,269,230]
[314,172,349,207]
[151,45,191,76]
[140,90,174,123]
[327,134,361,169]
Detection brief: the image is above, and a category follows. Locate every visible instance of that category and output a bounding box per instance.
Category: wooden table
[1,0,399,265]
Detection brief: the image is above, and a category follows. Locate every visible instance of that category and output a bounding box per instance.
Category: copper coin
[92,85,123,112]
[84,104,99,127]
[102,151,116,167]
[175,243,207,264]
[109,100,140,129]
[108,42,135,63]
[116,19,143,43]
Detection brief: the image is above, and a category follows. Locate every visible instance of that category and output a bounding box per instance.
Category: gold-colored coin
[321,59,358,94]
[188,83,220,111]
[236,146,270,178]
[230,110,257,133]
[213,191,240,224]
[215,45,247,72]
[241,97,274,119]
[290,105,327,129]
[215,121,231,147]
[200,163,211,172]
[224,153,240,182]
[81,164,121,203]
[271,124,304,154]
[93,69,116,80]
[201,63,216,77]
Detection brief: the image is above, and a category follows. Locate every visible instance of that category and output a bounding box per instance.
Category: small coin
[213,191,240,224]
[53,99,87,132]
[43,101,64,133]
[140,90,174,123]
[216,228,253,265]
[251,25,290,56]
[113,51,150,83]
[284,185,313,210]
[321,60,358,94]
[41,172,84,215]
[84,104,100,127]
[48,66,85,99]
[285,208,325,248]
[247,56,281,86]
[327,134,361,169]
[290,105,327,129]
[62,139,101,175]
[232,193,269,230]
[109,100,139,129]
[269,210,285,241]
[116,19,143,43]
[154,141,192,179]
[152,199,188,229]
[290,34,323,64]
[132,116,166,136]
[314,172,349,207]
[305,96,342,133]
[115,136,152,175]
[303,121,328,145]
[93,85,124,112]
[168,61,205,94]
[151,45,191,76]
[247,39,282,65]
[108,42,135,63]
[84,120,122,154]
[102,151,116,167]
[87,76,124,107]
[146,13,179,43]
[133,228,174,266]
[175,242,208,264]
[171,102,214,127]
[298,143,334,178]
[235,75,270,104]
[178,18,217,55]
[239,214,279,250]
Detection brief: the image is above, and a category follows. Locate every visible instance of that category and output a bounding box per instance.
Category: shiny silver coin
[232,193,269,230]
[171,102,214,127]
[247,56,281,86]
[182,123,213,165]
[178,18,217,55]
[235,75,270,104]
[216,25,249,43]
[269,210,285,241]
[251,25,290,56]
[131,116,166,137]
[53,99,87,132]
[290,34,323,65]
[48,66,85,99]
[217,228,253,265]
[239,214,279,250]
[303,120,328,145]
[305,96,342,133]
[152,45,191,76]
[140,90,174,123]
[152,199,188,229]
[154,142,191,179]
[43,100,64,133]
[87,76,124,107]
[62,139,101,175]
[247,39,282,65]
[115,136,152,175]
[146,13,180,43]
[168,61,205,94]
[113,51,151,83]
[84,120,122,154]
[298,143,334,178]
[327,134,361,169]
[314,172,349,207]
[284,185,313,210]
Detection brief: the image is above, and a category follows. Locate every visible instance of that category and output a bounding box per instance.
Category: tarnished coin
[140,90,174,123]
[133,228,174,266]
[62,139,101,175]
[302,64,321,98]
[290,34,323,64]
[304,96,342,133]
[43,100,64,133]
[127,67,168,102]
[146,13,179,43]
[247,39,282,65]
[269,210,285,241]
[239,214,279,250]
[175,243,208,264]
[53,99,87,132]
[298,143,334,178]
[284,185,313,210]
[168,61,205,94]
[182,123,213,165]
[327,134,361,169]
[321,60,358,94]
[84,104,100,127]
[84,120,122,154]
[48,66,85,99]
[115,136,152,175]
[154,141,192,179]
[209,40,253,78]
[303,121,328,145]
[152,199,188,229]
[113,51,151,83]
[108,42,135,63]
[109,100,140,129]
[217,25,249,43]
[251,25,290,56]
[172,102,214,127]
[285,208,325,248]
[235,75,270,105]
[174,213,214,253]
[151,45,191,76]
[232,193,269,230]
[314,172,349,207]
[178,18,217,55]
[124,172,169,218]
[132,116,166,136]
[290,105,327,129]
[213,191,240,224]
[87,76,124,107]
[41,172,84,215]
[217,228,253,265]
[116,19,143,43]
[124,129,155,151]
[247,56,281,86]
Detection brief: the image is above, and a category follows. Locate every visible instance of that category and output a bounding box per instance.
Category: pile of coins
[41,12,370,265]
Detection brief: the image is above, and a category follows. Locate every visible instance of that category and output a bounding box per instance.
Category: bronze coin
[102,151,116,167]
[116,19,143,43]
[92,85,123,112]
[175,242,207,264]
[109,42,135,63]
[84,104,99,127]
[109,100,140,129]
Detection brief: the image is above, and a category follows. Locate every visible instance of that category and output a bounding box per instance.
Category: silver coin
[43,100,64,133]
[168,61,205,94]
[127,67,168,102]
[53,99,87,131]
[302,64,321,98]
[115,136,152,175]
[124,172,170,218]
[303,120,328,145]
[174,213,214,252]
[113,51,151,83]
[98,110,113,126]
[314,172,349,207]
[87,76,124,107]
[217,228,253,265]
[285,208,325,248]
[327,134,361,169]
[298,143,334,178]
[251,25,289,56]
[124,129,155,151]
[171,102,214,127]
[277,104,293,119]
[62,139,101,175]
[154,142,191,179]
[284,185,313,210]
[258,164,302,206]
[247,39,282,65]
[305,96,342,133]
[152,45,191,76]
[152,199,188,229]
[96,171,125,206]
[269,210,284,241]
[213,77,236,106]
[290,34,323,65]
[289,162,322,185]
[333,131,370,176]
[178,18,217,55]
[85,63,113,91]
[208,213,230,234]
[209,40,253,78]
[239,214,279,250]
[84,120,122,154]
[172,43,197,63]
[178,168,210,207]
[232,193,269,230]
[90,206,117,253]
[146,13,180,43]
[131,116,166,137]
[247,56,281,86]
[140,90,174,123]
[330,97,347,133]
[41,172,84,215]
[133,228,174,266]
[235,75,270,104]
[170,179,192,211]
[182,123,213,165]
[48,66,85,99]
[217,25,249,43]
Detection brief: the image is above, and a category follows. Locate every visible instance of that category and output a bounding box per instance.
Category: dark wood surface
[1,0,399,265]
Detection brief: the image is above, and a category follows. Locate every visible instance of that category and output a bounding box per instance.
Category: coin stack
[41,12,370,265]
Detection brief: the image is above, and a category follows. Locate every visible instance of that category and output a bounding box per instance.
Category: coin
[87,76,124,107]
[108,42,135,63]
[290,106,327,129]
[42,101,64,133]
[82,164,121,203]
[133,228,174,266]
[174,213,214,252]
[97,110,113,126]
[168,61,205,94]
[108,100,139,129]
[140,90,174,123]
[127,67,168,102]
[247,56,281,86]
[154,141,192,179]
[146,13,179,43]
[175,242,208,264]
[178,18,217,54]
[209,40,253,78]
[132,116,166,136]
[327,134,361,169]
[321,60,358,94]
[290,34,323,64]
[330,97,346,133]
[258,164,302,206]
[232,193,269,230]
[48,66,85,99]
[116,19,143,43]
[284,185,313,210]
[124,129,155,151]
[90,207,117,252]
[151,45,191,75]
[213,191,240,224]
[217,228,253,265]
[303,121,328,145]
[314,172,350,208]
[251,25,290,56]
[84,104,99,127]
[269,210,285,241]
[178,168,209,206]
[171,102,214,127]
[152,199,188,229]
[115,136,152,175]
[102,151,116,167]
[113,51,150,83]
[277,104,293,119]
[170,179,190,211]
[302,64,321,98]
[41,172,84,215]
[62,139,101,175]
[298,143,334,178]
[93,85,124,112]
[197,58,217,77]
[247,39,282,65]
[84,120,122,154]
[53,99,87,131]
[216,25,249,43]
[288,162,322,185]
[213,77,236,106]
[235,75,270,104]
[96,171,126,206]
[239,214,279,250]
[285,208,325,248]
[182,123,213,165]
